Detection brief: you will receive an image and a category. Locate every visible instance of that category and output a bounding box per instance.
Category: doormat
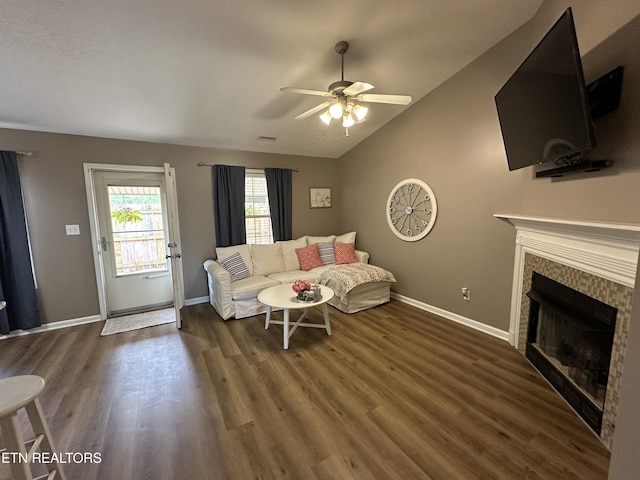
[100,308,175,336]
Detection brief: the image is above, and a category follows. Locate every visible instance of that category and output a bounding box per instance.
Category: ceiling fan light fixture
[282,40,411,131]
[342,112,355,128]
[329,102,343,119]
[319,110,332,125]
[352,103,368,121]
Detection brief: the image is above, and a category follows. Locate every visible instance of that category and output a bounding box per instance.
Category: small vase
[296,292,306,300]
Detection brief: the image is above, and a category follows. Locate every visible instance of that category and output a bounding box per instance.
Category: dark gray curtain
[265,168,292,242]
[0,151,41,334]
[213,165,246,247]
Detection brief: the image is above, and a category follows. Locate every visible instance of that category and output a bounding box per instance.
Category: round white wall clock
[386,178,437,241]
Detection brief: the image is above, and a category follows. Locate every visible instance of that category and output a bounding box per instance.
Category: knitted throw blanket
[320,264,396,302]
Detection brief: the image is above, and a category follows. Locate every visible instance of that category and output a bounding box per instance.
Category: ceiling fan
[280,41,412,135]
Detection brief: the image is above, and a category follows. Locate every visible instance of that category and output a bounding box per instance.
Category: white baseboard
[185,296,209,306]
[391,293,509,342]
[0,298,210,341]
[0,315,102,341]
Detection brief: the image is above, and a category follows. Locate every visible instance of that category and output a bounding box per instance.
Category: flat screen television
[495,8,597,174]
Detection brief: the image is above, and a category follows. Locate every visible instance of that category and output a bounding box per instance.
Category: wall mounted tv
[495,8,611,177]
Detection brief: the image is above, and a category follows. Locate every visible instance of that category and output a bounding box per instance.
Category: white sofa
[203,233,394,320]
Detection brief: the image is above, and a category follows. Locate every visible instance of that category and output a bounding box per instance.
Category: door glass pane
[108,185,167,275]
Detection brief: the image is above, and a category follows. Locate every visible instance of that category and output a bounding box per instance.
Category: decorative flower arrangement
[292,280,311,295]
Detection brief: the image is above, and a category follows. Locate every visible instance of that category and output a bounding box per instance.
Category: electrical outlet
[462,287,470,301]
[65,224,80,235]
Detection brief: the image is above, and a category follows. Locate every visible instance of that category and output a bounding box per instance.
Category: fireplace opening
[525,272,617,434]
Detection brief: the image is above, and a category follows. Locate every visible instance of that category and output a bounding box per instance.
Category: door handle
[101,236,110,252]
[165,253,182,259]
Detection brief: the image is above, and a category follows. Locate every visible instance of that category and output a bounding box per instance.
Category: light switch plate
[65,224,80,235]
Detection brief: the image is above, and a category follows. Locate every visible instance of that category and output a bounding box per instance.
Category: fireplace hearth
[526,272,617,434]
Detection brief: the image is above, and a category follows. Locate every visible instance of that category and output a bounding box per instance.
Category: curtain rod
[197,162,299,173]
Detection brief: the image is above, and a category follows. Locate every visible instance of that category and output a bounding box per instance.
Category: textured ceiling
[0,0,542,158]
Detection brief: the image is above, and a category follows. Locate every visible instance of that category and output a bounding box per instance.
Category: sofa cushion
[251,243,285,276]
[306,235,336,245]
[230,275,279,301]
[296,244,323,271]
[335,242,357,264]
[268,270,320,285]
[217,251,251,282]
[309,264,338,275]
[317,242,336,265]
[335,231,357,244]
[277,236,307,271]
[216,244,253,275]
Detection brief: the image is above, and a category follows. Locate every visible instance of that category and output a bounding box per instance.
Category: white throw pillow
[216,244,253,276]
[335,231,357,244]
[251,243,285,276]
[277,237,307,271]
[306,235,336,245]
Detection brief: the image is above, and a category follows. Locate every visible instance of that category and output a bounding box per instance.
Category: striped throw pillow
[218,251,251,282]
[317,242,336,265]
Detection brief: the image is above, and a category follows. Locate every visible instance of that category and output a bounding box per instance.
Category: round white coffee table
[258,284,334,349]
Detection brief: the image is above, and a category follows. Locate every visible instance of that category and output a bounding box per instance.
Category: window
[245,170,273,244]
[108,185,168,275]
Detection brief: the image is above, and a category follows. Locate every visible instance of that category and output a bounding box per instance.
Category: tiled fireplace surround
[496,214,640,449]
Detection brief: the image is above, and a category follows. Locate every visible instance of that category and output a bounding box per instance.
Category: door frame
[84,163,184,322]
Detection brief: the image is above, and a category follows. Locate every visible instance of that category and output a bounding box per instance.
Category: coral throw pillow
[334,242,357,264]
[295,244,323,271]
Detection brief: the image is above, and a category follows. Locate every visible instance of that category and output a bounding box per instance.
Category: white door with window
[94,171,174,315]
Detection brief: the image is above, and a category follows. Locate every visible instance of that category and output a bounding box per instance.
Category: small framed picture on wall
[309,187,332,208]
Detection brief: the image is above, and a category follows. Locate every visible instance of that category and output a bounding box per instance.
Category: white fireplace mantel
[495,214,640,246]
[494,214,640,346]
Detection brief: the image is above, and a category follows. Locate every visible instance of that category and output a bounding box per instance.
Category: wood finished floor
[0,300,610,479]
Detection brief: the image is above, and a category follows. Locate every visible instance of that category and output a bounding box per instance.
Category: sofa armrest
[203,259,234,320]
[355,250,369,264]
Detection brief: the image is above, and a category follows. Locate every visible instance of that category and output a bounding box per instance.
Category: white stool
[0,375,66,480]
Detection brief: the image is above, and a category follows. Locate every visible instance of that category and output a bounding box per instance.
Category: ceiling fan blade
[281,87,332,97]
[357,93,412,105]
[294,101,333,120]
[342,81,374,96]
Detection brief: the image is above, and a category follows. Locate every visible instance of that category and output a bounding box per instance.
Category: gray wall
[0,129,339,323]
[3,0,634,331]
[337,1,640,332]
[334,1,640,475]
